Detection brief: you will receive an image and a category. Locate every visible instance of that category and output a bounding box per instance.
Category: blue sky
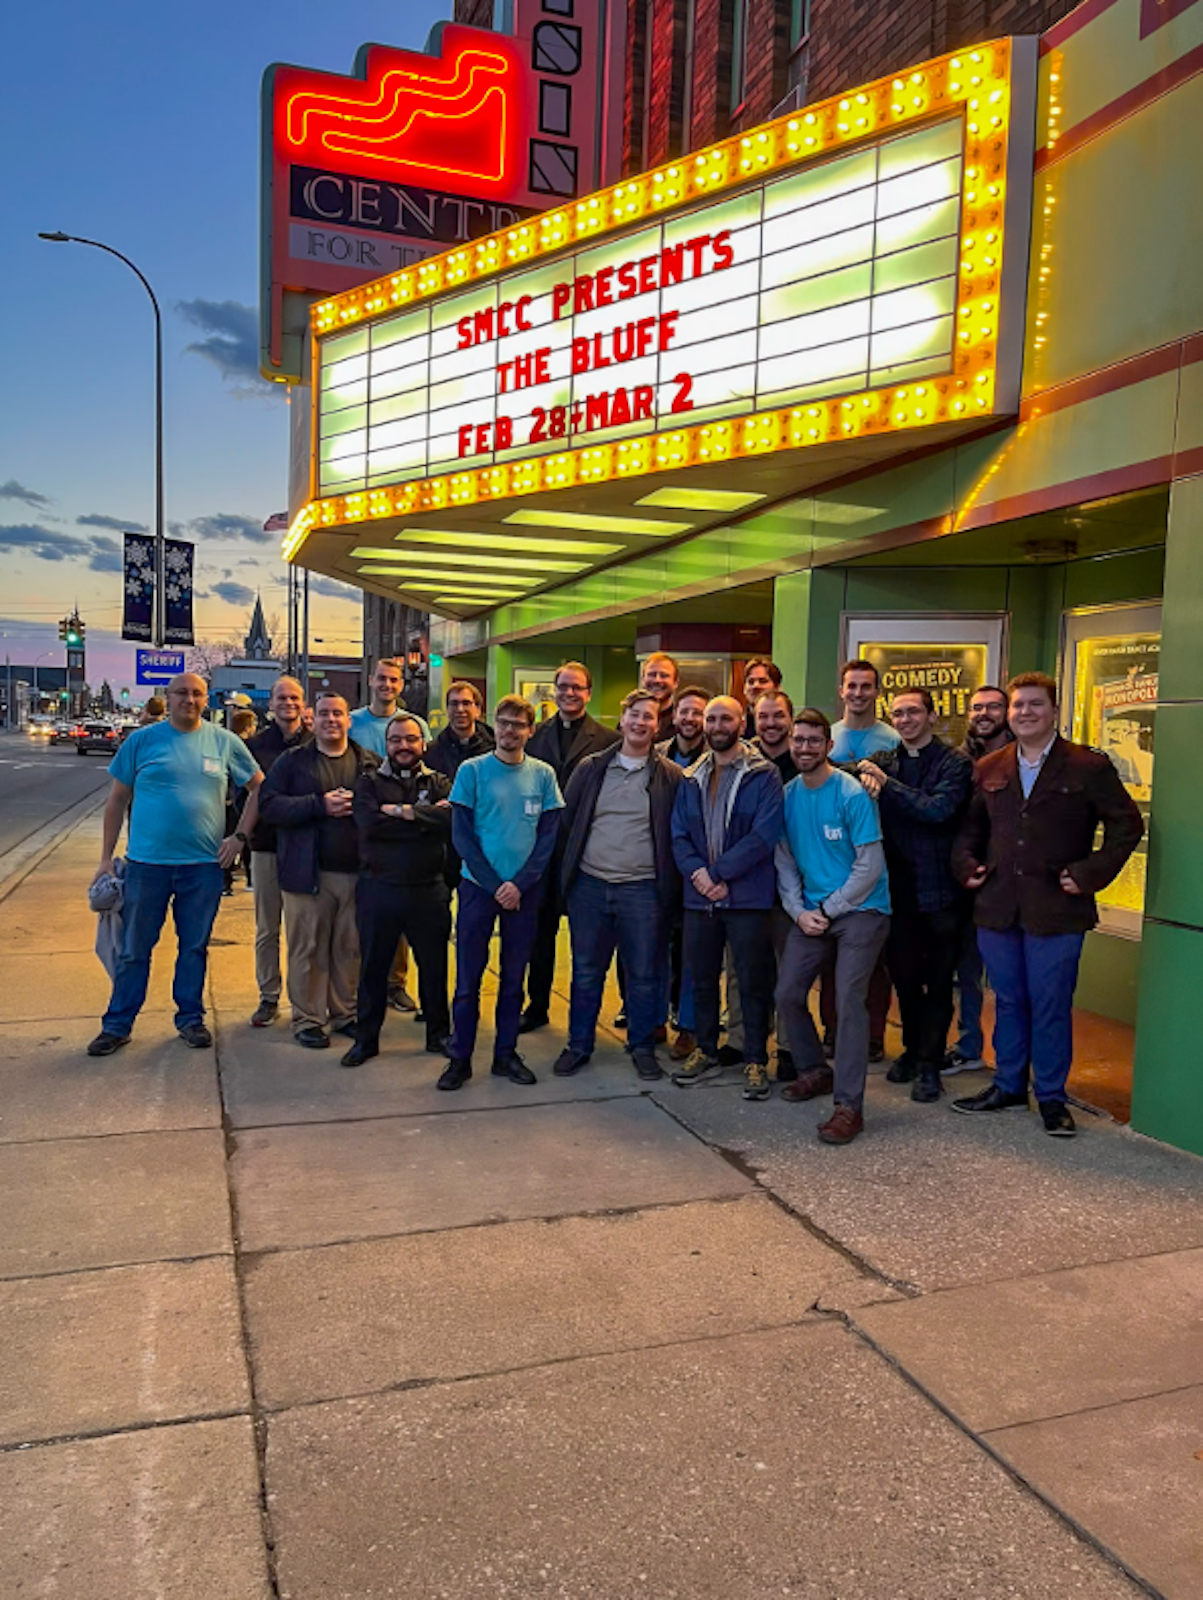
[2,0,448,693]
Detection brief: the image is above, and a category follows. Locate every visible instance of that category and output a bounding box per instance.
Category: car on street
[76,720,119,756]
[51,721,78,745]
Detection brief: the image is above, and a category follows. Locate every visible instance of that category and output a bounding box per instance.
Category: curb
[0,789,108,904]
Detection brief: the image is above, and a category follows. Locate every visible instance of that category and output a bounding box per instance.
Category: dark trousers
[684,907,774,1064]
[977,926,1085,1104]
[819,951,891,1046]
[955,920,986,1058]
[355,876,451,1051]
[776,912,891,1111]
[103,860,224,1037]
[451,877,543,1061]
[524,875,562,1019]
[566,873,666,1054]
[887,903,962,1071]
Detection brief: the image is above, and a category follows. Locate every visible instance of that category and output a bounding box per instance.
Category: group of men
[87,646,1142,1147]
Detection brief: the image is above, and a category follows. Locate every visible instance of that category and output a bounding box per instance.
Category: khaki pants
[282,872,359,1031]
[252,850,283,1005]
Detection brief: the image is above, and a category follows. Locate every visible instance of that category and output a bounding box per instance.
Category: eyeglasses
[792,736,828,749]
[495,717,531,731]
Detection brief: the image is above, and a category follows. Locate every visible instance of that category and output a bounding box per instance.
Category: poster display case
[841,613,1007,747]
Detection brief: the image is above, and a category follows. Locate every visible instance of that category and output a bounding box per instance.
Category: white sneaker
[942,1048,984,1076]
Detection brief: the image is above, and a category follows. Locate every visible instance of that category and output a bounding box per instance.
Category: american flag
[263,511,289,532]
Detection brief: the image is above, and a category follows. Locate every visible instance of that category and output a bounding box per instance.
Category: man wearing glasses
[441,695,564,1091]
[857,690,973,1104]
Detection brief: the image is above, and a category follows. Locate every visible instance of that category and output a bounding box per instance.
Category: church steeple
[244,594,272,661]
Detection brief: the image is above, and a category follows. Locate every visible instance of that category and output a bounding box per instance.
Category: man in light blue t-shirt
[349,657,431,756]
[829,658,902,765]
[440,695,563,1091]
[774,707,891,1146]
[87,674,261,1057]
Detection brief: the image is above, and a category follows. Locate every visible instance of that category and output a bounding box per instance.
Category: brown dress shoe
[781,1065,834,1102]
[669,1029,697,1062]
[818,1104,864,1144]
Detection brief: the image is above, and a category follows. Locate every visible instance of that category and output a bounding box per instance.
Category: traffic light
[58,618,68,641]
[64,619,84,647]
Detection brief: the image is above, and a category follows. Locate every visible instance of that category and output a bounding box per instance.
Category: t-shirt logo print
[824,824,844,841]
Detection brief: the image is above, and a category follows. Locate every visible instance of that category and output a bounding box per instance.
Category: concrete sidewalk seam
[840,1311,1172,1600]
[980,1378,1203,1436]
[0,786,109,904]
[0,1406,252,1458]
[0,1249,232,1286]
[849,1238,1203,1301]
[0,1122,224,1151]
[215,1085,656,1132]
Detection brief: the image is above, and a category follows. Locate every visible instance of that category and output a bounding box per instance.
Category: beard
[707,728,740,753]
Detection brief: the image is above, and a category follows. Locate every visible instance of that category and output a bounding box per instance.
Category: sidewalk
[1,812,1200,1599]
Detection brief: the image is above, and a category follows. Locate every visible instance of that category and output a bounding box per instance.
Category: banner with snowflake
[122,533,155,642]
[164,539,195,646]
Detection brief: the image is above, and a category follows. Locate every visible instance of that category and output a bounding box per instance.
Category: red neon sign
[275,31,523,194]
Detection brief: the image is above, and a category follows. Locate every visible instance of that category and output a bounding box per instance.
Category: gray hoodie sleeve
[775,836,806,922]
[821,840,886,920]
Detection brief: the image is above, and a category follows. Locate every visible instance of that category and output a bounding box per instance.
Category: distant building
[210,596,284,710]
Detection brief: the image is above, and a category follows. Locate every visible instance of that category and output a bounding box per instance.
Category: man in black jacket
[342,715,453,1068]
[519,661,619,1033]
[242,676,310,1028]
[556,690,683,1081]
[258,692,377,1048]
[424,680,495,779]
[857,688,973,1103]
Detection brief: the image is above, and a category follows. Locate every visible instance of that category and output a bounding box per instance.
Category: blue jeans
[103,860,225,1037]
[450,877,543,1062]
[955,920,985,1058]
[567,874,666,1055]
[976,926,1085,1104]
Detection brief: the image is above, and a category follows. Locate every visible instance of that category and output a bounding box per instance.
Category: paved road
[0,731,113,857]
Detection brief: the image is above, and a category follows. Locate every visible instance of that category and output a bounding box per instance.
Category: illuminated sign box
[287,40,1036,612]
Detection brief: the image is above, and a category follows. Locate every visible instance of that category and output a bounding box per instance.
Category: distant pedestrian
[87,673,261,1056]
[259,692,377,1049]
[344,715,453,1068]
[440,695,563,1091]
[557,689,682,1082]
[138,696,165,726]
[951,673,1142,1137]
[242,677,311,1028]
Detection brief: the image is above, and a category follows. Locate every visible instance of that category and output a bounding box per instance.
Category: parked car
[76,721,119,756]
[51,722,78,745]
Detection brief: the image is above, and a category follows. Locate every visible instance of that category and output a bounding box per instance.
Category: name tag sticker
[824,824,844,840]
[203,757,222,776]
[524,799,542,816]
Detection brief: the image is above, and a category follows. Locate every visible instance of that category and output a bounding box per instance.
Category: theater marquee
[286,40,1037,618]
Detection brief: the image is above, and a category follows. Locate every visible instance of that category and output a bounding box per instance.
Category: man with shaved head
[670,695,784,1100]
[88,673,262,1057]
[242,676,311,1027]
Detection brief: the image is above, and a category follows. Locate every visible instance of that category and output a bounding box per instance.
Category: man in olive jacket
[950,672,1142,1136]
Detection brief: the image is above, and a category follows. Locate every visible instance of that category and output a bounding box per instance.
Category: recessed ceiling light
[635,488,766,511]
[503,510,693,536]
[351,546,585,573]
[356,568,530,592]
[387,580,530,595]
[813,501,887,524]
[392,528,624,557]
[431,592,516,606]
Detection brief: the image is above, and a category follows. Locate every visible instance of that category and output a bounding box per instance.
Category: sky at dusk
[3,0,449,695]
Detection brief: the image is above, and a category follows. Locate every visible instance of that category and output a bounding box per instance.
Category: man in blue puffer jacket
[670,696,784,1100]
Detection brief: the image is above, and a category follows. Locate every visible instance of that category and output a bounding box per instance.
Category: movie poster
[859,641,990,747]
[1069,631,1159,925]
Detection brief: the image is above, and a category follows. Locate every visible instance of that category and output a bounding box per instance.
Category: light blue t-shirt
[829,719,901,764]
[110,720,259,866]
[781,768,891,915]
[349,704,432,757]
[449,752,563,886]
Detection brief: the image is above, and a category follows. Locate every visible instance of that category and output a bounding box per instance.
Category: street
[0,730,113,858]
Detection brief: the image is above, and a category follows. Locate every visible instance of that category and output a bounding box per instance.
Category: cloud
[77,512,148,532]
[175,299,279,398]
[0,480,52,509]
[0,522,133,572]
[187,512,273,545]
[305,574,361,602]
[209,580,256,607]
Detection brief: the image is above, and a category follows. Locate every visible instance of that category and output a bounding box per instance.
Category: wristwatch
[234,830,248,844]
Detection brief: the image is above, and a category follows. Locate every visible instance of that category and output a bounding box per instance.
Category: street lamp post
[38,231,165,647]
[31,651,54,717]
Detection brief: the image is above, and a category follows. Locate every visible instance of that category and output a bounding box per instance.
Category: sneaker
[951,1083,1029,1114]
[910,1066,943,1103]
[388,986,418,1013]
[178,1024,212,1049]
[716,1043,743,1067]
[669,1029,696,1062]
[671,1049,724,1086]
[250,1001,278,1028]
[781,1065,834,1102]
[612,1008,628,1029]
[1039,1100,1077,1137]
[818,1104,864,1144]
[491,1051,537,1085]
[742,1061,771,1101]
[886,1052,917,1084]
[942,1048,984,1076]
[86,1030,130,1058]
[518,1009,550,1035]
[437,1057,472,1091]
[632,1050,663,1081]
[553,1047,591,1077]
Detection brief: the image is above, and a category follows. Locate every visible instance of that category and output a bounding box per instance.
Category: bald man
[670,696,784,1099]
[88,674,262,1056]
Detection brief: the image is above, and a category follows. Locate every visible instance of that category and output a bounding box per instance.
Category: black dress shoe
[518,1010,550,1034]
[886,1052,917,1084]
[553,1047,591,1076]
[87,1030,130,1058]
[178,1024,212,1049]
[340,1041,378,1069]
[329,1017,357,1037]
[952,1083,1029,1114]
[911,1066,943,1103]
[632,1051,663,1081]
[295,1026,330,1049]
[424,1034,452,1057]
[491,1051,537,1085]
[437,1057,472,1091]
[1039,1100,1077,1137]
[775,1048,797,1083]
